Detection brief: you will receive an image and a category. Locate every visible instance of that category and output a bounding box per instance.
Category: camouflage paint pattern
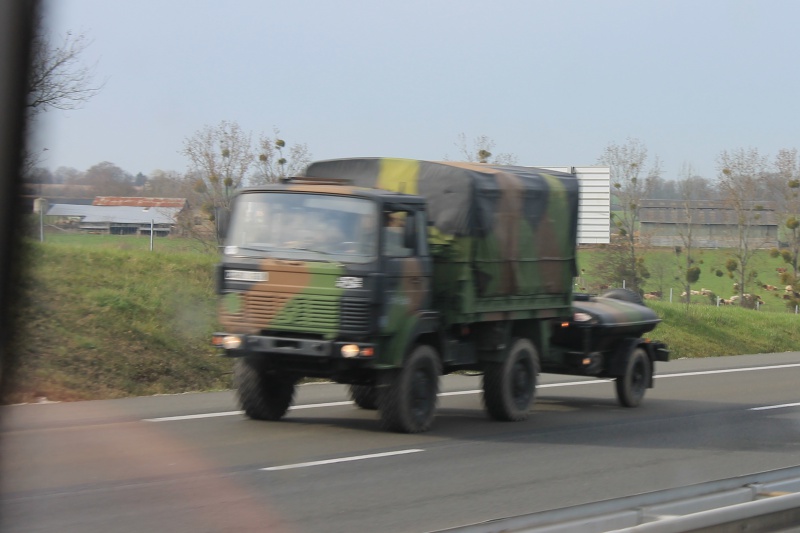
[376,253,431,367]
[305,158,580,325]
[218,258,347,337]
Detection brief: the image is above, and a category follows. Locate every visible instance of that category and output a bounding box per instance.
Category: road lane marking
[144,411,244,422]
[144,363,800,422]
[656,363,800,379]
[144,401,353,422]
[749,402,800,411]
[261,449,424,471]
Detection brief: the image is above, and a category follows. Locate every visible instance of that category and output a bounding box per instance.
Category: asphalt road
[2,352,800,533]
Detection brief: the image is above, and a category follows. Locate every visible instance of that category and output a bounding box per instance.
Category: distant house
[46,197,188,236]
[639,199,778,248]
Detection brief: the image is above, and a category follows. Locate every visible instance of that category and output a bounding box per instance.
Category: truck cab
[215,180,434,384]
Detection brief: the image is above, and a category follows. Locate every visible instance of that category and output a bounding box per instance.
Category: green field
[577,246,799,312]
[5,234,799,403]
[40,232,213,254]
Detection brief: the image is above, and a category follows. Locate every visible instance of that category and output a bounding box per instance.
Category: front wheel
[234,358,297,420]
[379,345,441,433]
[615,347,651,408]
[483,338,540,421]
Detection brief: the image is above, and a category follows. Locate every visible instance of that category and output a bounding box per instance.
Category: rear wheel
[380,345,441,433]
[349,384,379,410]
[615,347,651,407]
[234,358,297,420]
[483,338,539,421]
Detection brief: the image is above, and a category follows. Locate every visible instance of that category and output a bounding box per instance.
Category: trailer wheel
[483,338,539,421]
[234,358,297,420]
[349,384,379,410]
[380,345,441,433]
[615,347,651,408]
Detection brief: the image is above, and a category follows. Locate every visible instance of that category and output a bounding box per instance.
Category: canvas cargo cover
[304,158,579,299]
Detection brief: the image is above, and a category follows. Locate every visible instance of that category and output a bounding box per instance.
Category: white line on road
[143,363,800,422]
[749,402,800,411]
[261,449,424,471]
[143,400,353,422]
[656,363,800,379]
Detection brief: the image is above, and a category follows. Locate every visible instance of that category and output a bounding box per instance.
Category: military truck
[213,158,668,433]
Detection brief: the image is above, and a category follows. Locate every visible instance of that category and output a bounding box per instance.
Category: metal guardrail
[434,465,800,533]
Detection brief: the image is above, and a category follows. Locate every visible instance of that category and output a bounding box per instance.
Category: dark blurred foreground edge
[0,4,38,529]
[0,0,37,402]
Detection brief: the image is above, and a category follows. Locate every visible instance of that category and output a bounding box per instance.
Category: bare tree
[27,25,103,118]
[716,148,770,305]
[182,121,254,244]
[597,138,661,293]
[251,129,312,185]
[675,163,701,303]
[25,23,103,172]
[80,161,136,197]
[450,133,518,165]
[767,149,800,282]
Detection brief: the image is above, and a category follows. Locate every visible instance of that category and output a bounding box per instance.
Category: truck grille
[222,293,371,334]
[340,299,372,334]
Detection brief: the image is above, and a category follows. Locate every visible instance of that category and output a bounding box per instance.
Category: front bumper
[212,332,376,360]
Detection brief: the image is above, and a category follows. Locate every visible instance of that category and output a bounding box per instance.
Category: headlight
[341,345,374,358]
[573,312,593,323]
[222,335,243,350]
[341,344,360,358]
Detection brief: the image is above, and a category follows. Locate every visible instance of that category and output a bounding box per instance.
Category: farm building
[45,197,188,236]
[639,199,778,248]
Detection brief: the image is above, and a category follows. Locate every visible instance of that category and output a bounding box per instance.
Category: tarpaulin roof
[304,158,580,239]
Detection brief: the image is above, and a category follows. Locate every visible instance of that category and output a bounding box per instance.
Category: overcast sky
[32,0,800,181]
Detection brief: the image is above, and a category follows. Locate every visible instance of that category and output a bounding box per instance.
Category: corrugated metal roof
[46,204,180,224]
[93,197,187,208]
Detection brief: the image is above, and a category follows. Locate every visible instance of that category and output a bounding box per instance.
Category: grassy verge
[646,301,800,359]
[7,240,232,403]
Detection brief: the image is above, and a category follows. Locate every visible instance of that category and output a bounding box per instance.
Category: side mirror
[215,207,230,241]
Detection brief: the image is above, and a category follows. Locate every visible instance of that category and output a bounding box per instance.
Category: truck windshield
[225,193,379,262]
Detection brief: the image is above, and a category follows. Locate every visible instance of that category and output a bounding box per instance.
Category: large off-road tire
[349,384,379,410]
[483,338,539,422]
[234,358,297,421]
[379,345,441,433]
[615,347,651,408]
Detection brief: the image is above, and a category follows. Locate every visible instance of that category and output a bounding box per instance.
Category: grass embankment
[645,301,800,359]
[8,238,232,403]
[6,237,800,402]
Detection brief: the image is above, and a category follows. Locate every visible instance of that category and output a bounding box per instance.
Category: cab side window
[383,210,414,257]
